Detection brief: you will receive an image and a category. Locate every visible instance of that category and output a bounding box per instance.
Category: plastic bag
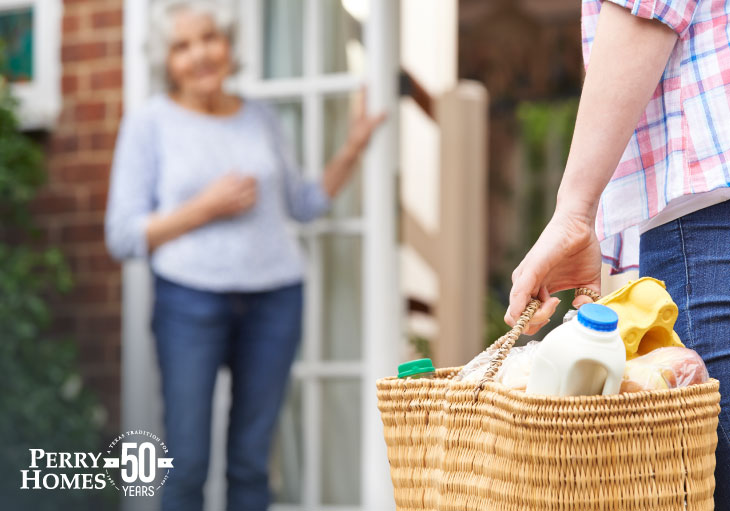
[456,341,540,389]
[455,344,500,382]
[495,341,540,390]
[620,346,709,393]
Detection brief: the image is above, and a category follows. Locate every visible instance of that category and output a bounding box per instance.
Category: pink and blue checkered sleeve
[602,0,699,35]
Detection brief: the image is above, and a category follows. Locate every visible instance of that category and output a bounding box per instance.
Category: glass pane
[263,0,304,79]
[321,235,362,361]
[322,0,365,75]
[323,93,362,218]
[321,378,361,505]
[271,100,304,165]
[271,377,303,504]
[0,7,34,83]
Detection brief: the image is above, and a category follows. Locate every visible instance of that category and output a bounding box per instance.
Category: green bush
[0,62,115,510]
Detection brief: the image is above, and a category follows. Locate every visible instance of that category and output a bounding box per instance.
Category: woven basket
[377,297,721,511]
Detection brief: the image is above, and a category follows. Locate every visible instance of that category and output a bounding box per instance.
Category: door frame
[121,1,401,509]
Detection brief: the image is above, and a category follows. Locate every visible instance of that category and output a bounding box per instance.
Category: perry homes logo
[103,430,173,496]
[20,430,173,497]
[21,451,107,490]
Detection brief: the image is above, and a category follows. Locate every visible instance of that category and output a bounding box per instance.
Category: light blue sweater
[105,94,331,292]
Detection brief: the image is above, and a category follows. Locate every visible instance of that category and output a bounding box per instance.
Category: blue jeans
[640,199,730,510]
[151,275,303,511]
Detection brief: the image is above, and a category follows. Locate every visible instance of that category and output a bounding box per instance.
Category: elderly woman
[104,1,384,510]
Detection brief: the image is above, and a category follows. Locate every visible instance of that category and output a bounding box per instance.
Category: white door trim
[361,2,401,509]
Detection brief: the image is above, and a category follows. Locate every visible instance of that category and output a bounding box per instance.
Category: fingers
[239,178,257,209]
[371,111,388,128]
[354,86,387,125]
[354,87,367,120]
[505,271,537,326]
[523,292,560,335]
[522,321,548,335]
[511,265,522,285]
[220,174,257,213]
[504,289,560,334]
[571,286,600,308]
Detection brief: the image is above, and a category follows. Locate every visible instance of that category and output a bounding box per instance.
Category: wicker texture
[377,296,721,511]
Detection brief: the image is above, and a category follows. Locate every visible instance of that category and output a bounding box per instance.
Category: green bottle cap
[398,358,435,378]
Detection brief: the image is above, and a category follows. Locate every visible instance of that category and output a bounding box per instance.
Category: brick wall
[33,0,124,435]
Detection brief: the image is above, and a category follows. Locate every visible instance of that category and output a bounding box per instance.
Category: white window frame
[0,0,61,130]
[121,1,401,510]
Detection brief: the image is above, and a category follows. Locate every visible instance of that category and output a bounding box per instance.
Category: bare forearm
[556,2,677,221]
[145,198,210,252]
[322,143,360,198]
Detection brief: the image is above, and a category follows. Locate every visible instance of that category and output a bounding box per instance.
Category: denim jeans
[151,275,303,511]
[640,199,730,509]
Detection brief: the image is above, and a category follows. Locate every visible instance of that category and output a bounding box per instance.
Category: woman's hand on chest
[194,172,258,223]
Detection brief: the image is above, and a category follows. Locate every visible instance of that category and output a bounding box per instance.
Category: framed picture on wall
[0,0,61,129]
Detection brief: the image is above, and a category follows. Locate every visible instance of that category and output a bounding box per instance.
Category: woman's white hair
[147,0,241,92]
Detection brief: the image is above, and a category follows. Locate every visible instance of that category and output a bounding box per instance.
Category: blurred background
[0,0,635,510]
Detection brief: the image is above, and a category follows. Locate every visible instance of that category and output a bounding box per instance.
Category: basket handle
[473,287,600,397]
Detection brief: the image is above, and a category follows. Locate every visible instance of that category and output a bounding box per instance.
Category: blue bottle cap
[577,303,618,332]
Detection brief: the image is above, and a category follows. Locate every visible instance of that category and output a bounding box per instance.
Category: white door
[122,1,401,511]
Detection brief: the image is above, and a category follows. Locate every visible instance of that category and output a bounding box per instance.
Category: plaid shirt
[582,0,730,273]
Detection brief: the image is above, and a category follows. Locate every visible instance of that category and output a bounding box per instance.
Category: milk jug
[526,303,626,396]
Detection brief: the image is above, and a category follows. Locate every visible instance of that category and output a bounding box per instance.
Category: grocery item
[458,341,539,388]
[563,309,578,323]
[494,341,539,390]
[526,303,626,396]
[398,358,436,379]
[597,277,684,359]
[620,346,709,393]
[455,345,499,382]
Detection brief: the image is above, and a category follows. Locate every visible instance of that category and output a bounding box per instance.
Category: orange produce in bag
[620,346,709,393]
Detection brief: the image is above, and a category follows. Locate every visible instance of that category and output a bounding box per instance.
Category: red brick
[86,250,121,277]
[75,102,106,122]
[88,187,109,211]
[40,0,124,447]
[107,278,121,301]
[70,250,118,273]
[61,221,105,244]
[62,14,81,34]
[56,104,76,126]
[107,100,123,121]
[90,68,122,90]
[87,374,121,401]
[80,363,120,385]
[30,189,80,216]
[55,162,110,183]
[52,315,78,336]
[71,282,111,303]
[50,134,81,153]
[61,41,107,62]
[52,298,117,318]
[107,40,123,58]
[88,253,119,272]
[61,73,79,95]
[91,8,122,29]
[90,131,117,151]
[63,252,84,273]
[76,339,108,365]
[107,343,121,365]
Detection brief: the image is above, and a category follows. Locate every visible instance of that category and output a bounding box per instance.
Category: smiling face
[166,9,232,96]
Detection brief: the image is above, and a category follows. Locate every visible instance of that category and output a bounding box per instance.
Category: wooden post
[433,81,488,367]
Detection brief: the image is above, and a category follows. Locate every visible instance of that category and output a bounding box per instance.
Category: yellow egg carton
[597,277,684,360]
